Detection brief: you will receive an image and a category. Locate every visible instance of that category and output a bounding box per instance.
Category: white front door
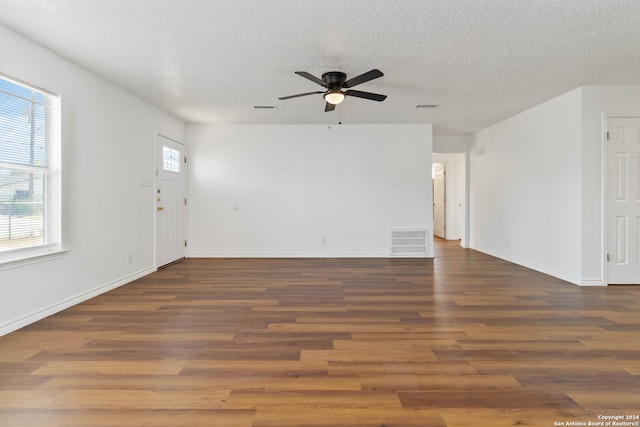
[607,117,640,284]
[433,163,446,239]
[155,135,186,268]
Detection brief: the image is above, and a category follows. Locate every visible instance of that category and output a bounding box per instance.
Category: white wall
[469,88,583,284]
[187,124,433,257]
[432,153,466,244]
[0,25,186,335]
[433,135,471,153]
[469,86,640,286]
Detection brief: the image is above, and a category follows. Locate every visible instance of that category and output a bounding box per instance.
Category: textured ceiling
[2,0,640,134]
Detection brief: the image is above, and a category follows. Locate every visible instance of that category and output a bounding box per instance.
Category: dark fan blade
[295,71,329,88]
[325,102,336,112]
[345,90,387,102]
[279,91,324,100]
[342,69,383,88]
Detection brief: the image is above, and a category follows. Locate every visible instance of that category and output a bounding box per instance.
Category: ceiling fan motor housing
[322,72,347,89]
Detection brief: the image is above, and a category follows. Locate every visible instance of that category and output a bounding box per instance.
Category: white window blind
[0,74,60,257]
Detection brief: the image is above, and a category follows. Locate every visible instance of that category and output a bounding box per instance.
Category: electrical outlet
[322,237,327,245]
[126,253,133,264]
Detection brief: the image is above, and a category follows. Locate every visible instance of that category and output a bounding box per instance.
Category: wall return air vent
[390,229,429,256]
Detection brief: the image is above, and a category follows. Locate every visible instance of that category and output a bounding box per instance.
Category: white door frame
[602,113,640,285]
[154,133,187,268]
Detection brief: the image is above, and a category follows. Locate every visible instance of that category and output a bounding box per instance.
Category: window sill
[0,247,68,271]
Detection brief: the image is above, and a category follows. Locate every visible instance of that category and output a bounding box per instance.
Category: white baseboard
[468,245,596,286]
[579,278,606,286]
[0,266,156,337]
[188,251,433,259]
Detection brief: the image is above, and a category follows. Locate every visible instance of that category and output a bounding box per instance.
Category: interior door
[607,117,640,284]
[433,163,446,239]
[156,135,186,268]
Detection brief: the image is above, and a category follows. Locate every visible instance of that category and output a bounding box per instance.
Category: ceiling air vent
[390,229,429,256]
[253,105,277,109]
[415,104,439,109]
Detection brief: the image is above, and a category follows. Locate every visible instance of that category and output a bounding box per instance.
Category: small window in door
[162,146,180,173]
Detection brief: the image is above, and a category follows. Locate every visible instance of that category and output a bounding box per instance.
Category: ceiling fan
[278,69,387,112]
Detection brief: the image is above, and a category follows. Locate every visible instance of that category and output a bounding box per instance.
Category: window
[0,74,61,260]
[162,146,180,173]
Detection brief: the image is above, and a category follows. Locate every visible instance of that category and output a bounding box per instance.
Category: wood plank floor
[1,239,640,426]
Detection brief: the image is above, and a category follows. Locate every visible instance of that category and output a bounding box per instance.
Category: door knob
[157,207,164,211]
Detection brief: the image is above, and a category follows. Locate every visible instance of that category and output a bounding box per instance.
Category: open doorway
[433,163,446,239]
[432,153,466,246]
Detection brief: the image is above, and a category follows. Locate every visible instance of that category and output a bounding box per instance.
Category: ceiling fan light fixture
[324,90,345,105]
